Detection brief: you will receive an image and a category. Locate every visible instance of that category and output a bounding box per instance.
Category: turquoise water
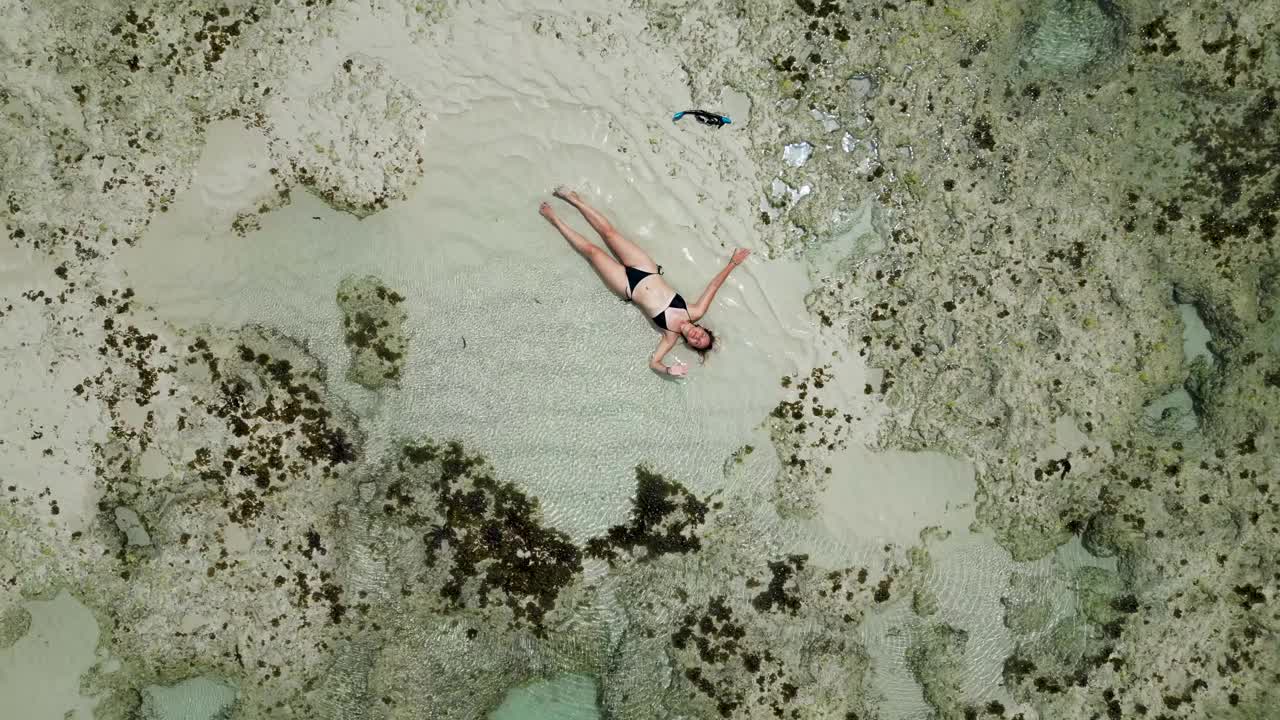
[142,677,238,720]
[488,674,601,720]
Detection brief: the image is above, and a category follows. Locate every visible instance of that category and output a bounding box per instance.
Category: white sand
[0,591,101,719]
[814,448,977,549]
[121,0,825,541]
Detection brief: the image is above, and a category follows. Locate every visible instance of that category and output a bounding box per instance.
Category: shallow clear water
[5,28,1036,720]
[7,0,1263,718]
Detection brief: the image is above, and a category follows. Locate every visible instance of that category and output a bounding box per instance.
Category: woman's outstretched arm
[689,248,750,321]
[649,332,683,376]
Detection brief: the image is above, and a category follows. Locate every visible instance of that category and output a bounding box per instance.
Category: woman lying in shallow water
[540,187,750,377]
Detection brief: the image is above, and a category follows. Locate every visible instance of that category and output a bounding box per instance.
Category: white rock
[849,75,876,101]
[784,142,814,167]
[810,107,841,133]
[770,178,793,202]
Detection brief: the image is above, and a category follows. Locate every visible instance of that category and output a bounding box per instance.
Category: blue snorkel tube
[672,110,732,128]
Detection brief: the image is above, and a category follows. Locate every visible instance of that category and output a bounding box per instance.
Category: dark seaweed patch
[751,555,807,614]
[971,115,996,151]
[585,465,709,564]
[1138,14,1179,57]
[397,440,583,636]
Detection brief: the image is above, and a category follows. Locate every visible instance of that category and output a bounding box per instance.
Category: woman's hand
[667,363,689,377]
[730,248,751,266]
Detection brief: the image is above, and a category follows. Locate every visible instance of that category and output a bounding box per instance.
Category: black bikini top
[653,293,689,332]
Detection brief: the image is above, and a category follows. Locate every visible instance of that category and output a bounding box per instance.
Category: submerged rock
[1080,512,1136,558]
[364,611,581,720]
[1074,566,1126,627]
[91,688,145,720]
[605,541,895,720]
[113,507,152,547]
[336,274,409,390]
[1017,0,1128,78]
[597,461,904,720]
[64,321,367,717]
[912,588,940,617]
[1002,571,1056,635]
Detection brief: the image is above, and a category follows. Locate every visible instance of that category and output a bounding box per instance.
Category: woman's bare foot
[539,201,558,221]
[553,186,580,204]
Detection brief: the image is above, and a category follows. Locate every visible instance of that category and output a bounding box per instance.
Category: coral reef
[365,439,586,637]
[2,0,1276,717]
[600,512,903,719]
[80,324,365,716]
[642,0,1278,716]
[268,55,430,217]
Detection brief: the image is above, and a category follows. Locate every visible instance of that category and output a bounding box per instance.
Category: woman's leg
[540,202,629,299]
[554,187,657,271]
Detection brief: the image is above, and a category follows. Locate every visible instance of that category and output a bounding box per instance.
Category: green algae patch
[1074,566,1126,625]
[584,465,711,564]
[662,557,890,719]
[1002,572,1054,634]
[905,623,972,719]
[606,514,899,719]
[336,274,408,389]
[0,606,31,649]
[912,587,940,617]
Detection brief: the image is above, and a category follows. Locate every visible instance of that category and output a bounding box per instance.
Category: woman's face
[684,325,711,349]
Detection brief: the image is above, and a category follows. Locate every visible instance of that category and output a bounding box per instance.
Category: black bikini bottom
[623,265,662,300]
